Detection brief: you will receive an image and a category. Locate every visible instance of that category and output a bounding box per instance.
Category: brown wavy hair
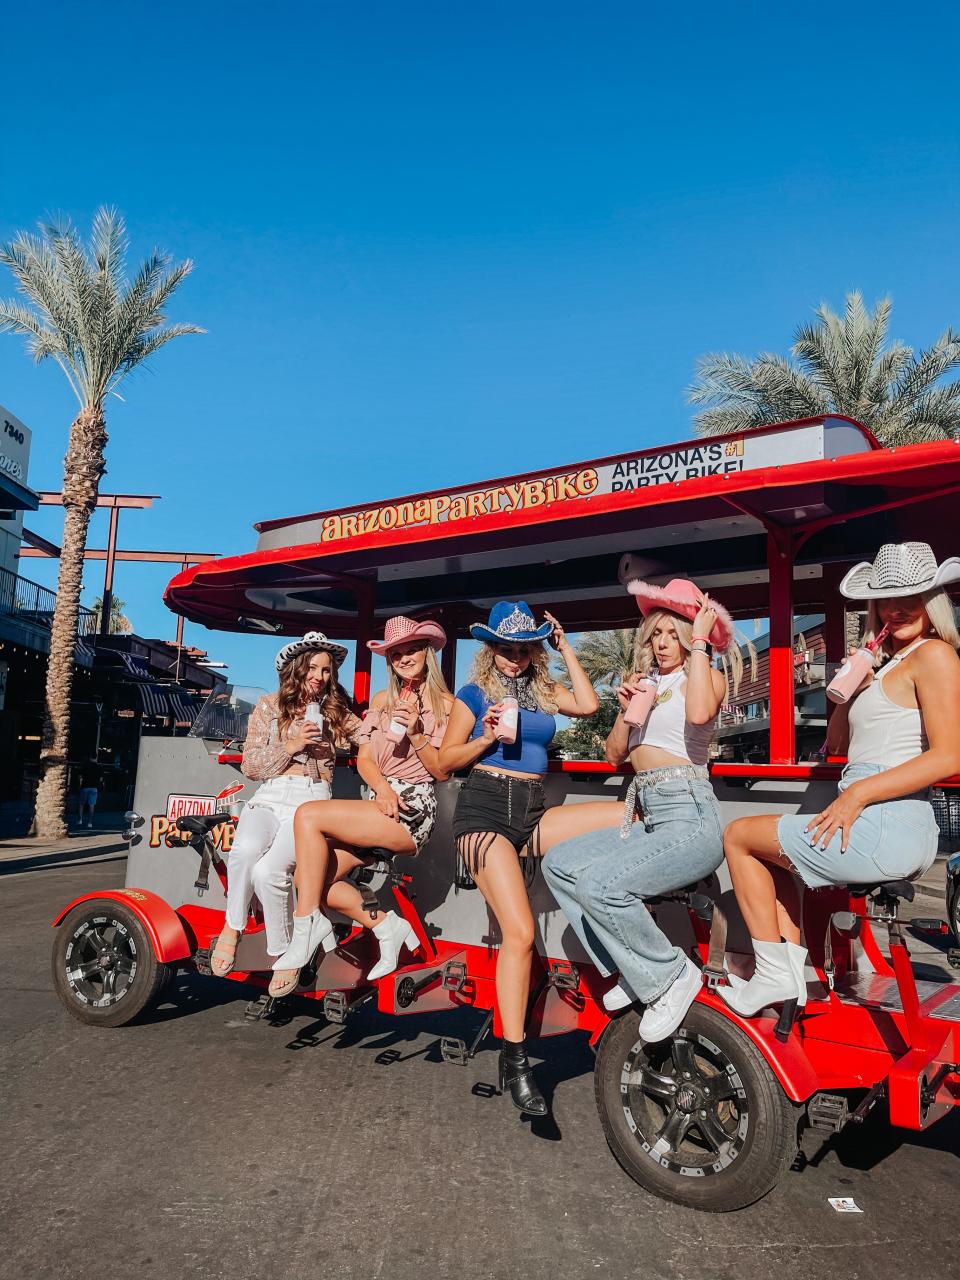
[469,641,559,713]
[277,653,356,746]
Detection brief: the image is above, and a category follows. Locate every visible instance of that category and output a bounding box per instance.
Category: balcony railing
[0,565,97,636]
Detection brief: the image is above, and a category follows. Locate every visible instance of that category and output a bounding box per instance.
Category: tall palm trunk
[33,407,107,837]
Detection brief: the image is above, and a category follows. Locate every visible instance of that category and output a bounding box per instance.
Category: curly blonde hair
[469,642,559,713]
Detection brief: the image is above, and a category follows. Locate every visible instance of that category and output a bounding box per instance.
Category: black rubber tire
[948,881,960,947]
[594,1002,800,1212]
[52,899,171,1028]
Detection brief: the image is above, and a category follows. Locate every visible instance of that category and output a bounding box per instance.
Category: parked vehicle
[52,415,960,1211]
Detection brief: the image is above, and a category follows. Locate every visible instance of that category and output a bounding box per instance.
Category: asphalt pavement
[1,855,956,1280]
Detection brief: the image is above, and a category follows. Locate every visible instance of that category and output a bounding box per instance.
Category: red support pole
[767,528,796,764]
[440,608,457,691]
[352,584,374,712]
[822,563,847,747]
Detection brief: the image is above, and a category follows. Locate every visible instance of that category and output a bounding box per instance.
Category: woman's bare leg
[292,800,415,917]
[723,815,802,944]
[538,800,622,854]
[471,835,537,1042]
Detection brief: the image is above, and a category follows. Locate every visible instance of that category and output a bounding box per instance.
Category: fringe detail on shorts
[456,830,499,878]
[518,821,543,887]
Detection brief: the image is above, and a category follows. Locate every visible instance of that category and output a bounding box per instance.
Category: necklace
[655,669,684,706]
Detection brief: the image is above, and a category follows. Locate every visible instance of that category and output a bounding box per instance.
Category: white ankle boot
[367,911,420,981]
[718,940,801,1017]
[786,941,808,1008]
[271,910,335,975]
[602,982,634,1012]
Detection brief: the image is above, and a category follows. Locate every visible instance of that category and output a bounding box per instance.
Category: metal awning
[163,416,960,638]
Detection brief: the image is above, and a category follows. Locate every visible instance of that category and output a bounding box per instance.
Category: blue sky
[2,1,958,695]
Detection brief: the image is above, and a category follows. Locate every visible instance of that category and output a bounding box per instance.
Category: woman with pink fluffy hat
[544,567,743,1044]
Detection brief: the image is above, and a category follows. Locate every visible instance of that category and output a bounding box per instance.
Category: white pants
[224,775,331,955]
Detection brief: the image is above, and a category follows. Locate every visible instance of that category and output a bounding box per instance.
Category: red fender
[52,889,193,965]
[696,989,821,1103]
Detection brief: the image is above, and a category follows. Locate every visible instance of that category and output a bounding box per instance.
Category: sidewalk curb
[0,840,128,875]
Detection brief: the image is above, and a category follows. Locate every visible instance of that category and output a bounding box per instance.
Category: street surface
[1,854,956,1280]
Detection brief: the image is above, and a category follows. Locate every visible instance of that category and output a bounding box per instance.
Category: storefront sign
[166,793,216,819]
[0,453,24,481]
[316,423,825,544]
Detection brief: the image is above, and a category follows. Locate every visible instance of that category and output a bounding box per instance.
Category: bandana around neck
[496,670,540,711]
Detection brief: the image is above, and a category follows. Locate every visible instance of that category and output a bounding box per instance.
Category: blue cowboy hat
[470,600,552,645]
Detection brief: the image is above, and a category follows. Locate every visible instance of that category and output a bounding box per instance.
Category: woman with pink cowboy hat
[544,568,742,1045]
[720,541,960,1025]
[269,615,454,996]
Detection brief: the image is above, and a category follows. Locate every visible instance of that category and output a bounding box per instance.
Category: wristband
[411,735,430,752]
[692,635,711,644]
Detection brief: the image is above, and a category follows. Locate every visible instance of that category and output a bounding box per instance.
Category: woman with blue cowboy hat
[211,632,361,979]
[720,541,960,1023]
[439,600,622,1116]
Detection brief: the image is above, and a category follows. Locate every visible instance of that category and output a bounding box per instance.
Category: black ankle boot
[498,1039,548,1116]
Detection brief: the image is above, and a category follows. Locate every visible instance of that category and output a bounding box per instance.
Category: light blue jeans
[543,771,724,1004]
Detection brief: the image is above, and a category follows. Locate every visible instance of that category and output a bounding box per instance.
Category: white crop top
[847,638,929,770]
[626,671,716,766]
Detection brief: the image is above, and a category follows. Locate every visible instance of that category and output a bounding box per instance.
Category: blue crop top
[456,683,556,775]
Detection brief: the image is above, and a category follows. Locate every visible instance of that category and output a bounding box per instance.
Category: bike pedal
[195,947,213,977]
[949,948,960,970]
[807,1091,850,1133]
[912,918,950,936]
[440,1036,469,1065]
[323,990,349,1024]
[547,959,580,990]
[443,959,467,992]
[244,993,275,1021]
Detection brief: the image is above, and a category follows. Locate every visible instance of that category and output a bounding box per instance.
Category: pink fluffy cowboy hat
[367,615,447,655]
[620,569,735,652]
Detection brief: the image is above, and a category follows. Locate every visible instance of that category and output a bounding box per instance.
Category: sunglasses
[494,643,532,658]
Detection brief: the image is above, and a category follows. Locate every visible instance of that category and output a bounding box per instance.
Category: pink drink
[826,624,889,704]
[623,676,659,728]
[496,697,519,743]
[385,689,411,743]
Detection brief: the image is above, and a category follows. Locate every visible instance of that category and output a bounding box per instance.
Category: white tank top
[627,670,716,766]
[847,638,929,769]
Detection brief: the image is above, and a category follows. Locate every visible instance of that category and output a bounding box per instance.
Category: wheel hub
[676,1084,699,1113]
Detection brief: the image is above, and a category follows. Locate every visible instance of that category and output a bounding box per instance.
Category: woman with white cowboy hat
[269,616,454,996]
[211,632,361,979]
[543,572,738,1045]
[720,541,960,1023]
[438,600,617,1116]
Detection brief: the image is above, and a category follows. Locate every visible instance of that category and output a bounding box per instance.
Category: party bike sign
[311,422,827,545]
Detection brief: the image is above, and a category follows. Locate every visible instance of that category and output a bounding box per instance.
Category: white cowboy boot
[718,940,798,1017]
[367,911,420,981]
[269,910,336,996]
[725,940,808,1007]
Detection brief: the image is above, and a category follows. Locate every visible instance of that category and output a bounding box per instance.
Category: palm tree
[687,292,960,446]
[91,595,132,635]
[0,209,201,836]
[557,629,637,689]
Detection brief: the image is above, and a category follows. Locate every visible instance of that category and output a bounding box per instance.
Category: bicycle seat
[175,813,226,837]
[845,880,916,903]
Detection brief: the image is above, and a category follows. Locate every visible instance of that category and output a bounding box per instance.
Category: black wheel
[52,899,171,1027]
[594,1002,800,1211]
[947,879,960,947]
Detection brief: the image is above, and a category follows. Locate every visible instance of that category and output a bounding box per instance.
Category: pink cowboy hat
[624,576,735,652]
[367,615,447,656]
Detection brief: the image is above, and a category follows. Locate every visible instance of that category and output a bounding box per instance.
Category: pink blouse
[241,694,362,785]
[356,697,448,785]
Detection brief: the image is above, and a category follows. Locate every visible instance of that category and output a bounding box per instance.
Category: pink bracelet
[692,635,711,645]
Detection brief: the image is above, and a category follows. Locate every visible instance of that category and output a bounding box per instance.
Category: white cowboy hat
[839,542,960,600]
[275,631,348,673]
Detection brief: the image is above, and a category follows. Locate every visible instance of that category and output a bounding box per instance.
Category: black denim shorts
[452,768,547,878]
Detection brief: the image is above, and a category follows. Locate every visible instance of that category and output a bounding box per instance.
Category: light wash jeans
[543,772,723,1004]
[225,775,331,954]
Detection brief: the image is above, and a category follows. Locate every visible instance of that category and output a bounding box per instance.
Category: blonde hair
[863,588,960,660]
[632,608,744,695]
[383,644,452,725]
[470,641,559,713]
